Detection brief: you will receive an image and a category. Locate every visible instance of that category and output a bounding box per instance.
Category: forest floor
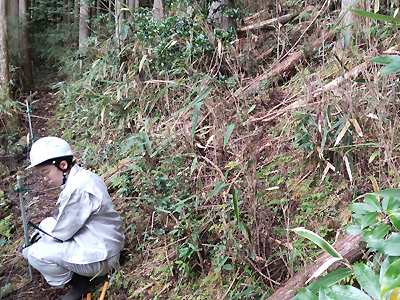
[0,85,121,300]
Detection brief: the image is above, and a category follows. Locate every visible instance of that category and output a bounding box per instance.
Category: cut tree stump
[267,233,365,300]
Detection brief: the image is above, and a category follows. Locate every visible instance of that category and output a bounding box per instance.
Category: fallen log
[235,29,336,98]
[267,233,365,300]
[237,13,297,34]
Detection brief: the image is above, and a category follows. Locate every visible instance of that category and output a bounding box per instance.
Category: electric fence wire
[0,94,37,300]
[0,241,24,300]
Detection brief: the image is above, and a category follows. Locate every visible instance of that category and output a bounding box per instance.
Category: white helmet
[26,136,73,169]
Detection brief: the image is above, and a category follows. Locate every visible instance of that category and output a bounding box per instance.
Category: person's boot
[60,273,92,300]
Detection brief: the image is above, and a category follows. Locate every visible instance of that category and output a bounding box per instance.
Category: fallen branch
[267,233,365,300]
[237,13,297,34]
[235,29,336,97]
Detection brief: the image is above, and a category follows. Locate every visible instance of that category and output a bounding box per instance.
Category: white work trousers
[23,217,119,287]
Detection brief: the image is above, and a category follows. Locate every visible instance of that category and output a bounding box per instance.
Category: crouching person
[23,136,125,300]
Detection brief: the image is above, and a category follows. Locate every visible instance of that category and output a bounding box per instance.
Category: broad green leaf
[390,213,400,231]
[380,256,400,284]
[349,9,400,24]
[223,123,235,149]
[191,102,202,138]
[307,268,353,294]
[319,287,333,300]
[367,233,400,256]
[291,289,318,300]
[370,225,390,240]
[369,151,381,163]
[327,284,371,300]
[371,55,400,65]
[381,258,400,296]
[349,203,379,213]
[381,62,400,76]
[382,196,398,212]
[346,225,363,235]
[232,187,239,224]
[360,212,379,229]
[207,182,229,199]
[353,263,381,300]
[373,189,400,198]
[364,194,382,212]
[223,264,233,270]
[292,228,342,258]
[239,222,252,244]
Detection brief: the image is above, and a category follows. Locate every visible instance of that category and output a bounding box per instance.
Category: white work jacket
[51,165,125,264]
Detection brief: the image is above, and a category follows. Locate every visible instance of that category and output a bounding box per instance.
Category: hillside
[1,1,400,299]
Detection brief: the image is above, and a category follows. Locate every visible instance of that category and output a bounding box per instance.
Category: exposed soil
[0,88,108,300]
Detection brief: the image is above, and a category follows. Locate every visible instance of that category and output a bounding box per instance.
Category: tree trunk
[115,0,122,46]
[0,0,10,100]
[7,0,18,58]
[128,0,139,10]
[19,0,34,90]
[335,0,359,51]
[63,0,69,24]
[209,0,234,29]
[153,0,164,22]
[79,0,90,47]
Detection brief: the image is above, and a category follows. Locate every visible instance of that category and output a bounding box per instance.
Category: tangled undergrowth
[1,0,400,299]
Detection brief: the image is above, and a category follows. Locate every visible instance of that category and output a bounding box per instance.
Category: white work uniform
[23,165,125,287]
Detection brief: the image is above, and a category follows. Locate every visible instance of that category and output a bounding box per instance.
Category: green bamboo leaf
[139,55,147,72]
[174,87,212,115]
[369,151,381,163]
[191,102,202,138]
[353,263,381,300]
[140,131,152,155]
[207,182,230,199]
[224,123,235,149]
[239,222,252,243]
[232,187,239,224]
[292,228,342,258]
[381,258,400,296]
[190,157,197,176]
[327,284,371,300]
[349,9,400,24]
[307,268,353,294]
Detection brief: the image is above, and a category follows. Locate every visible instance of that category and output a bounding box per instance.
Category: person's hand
[29,229,42,245]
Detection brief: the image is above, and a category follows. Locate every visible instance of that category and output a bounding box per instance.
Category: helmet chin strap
[52,160,68,185]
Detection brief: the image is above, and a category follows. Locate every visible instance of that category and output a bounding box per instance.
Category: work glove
[29,229,42,245]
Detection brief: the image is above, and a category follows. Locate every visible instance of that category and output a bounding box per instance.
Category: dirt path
[0,90,72,300]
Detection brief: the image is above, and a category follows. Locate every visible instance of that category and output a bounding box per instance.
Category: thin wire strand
[0,241,24,300]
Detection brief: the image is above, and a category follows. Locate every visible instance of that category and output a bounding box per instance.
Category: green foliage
[0,215,14,250]
[292,189,400,299]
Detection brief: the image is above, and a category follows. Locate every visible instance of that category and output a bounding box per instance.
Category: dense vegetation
[1,0,400,299]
